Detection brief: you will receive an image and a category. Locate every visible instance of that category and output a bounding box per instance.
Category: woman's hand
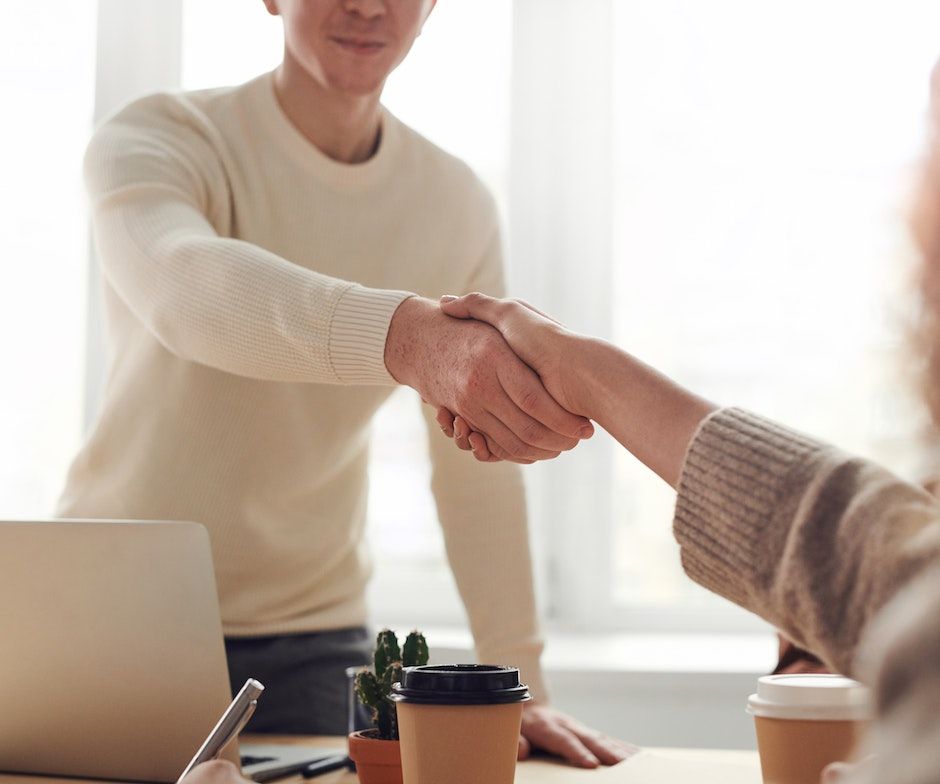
[438,292,717,485]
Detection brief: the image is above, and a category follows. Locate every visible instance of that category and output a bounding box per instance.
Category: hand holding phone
[177,679,265,783]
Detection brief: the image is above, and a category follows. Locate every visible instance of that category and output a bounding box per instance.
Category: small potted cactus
[348,629,429,784]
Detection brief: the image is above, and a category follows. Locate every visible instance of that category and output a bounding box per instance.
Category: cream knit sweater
[675,408,940,783]
[58,72,546,699]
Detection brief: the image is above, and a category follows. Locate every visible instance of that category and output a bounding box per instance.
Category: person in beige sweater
[434,290,940,783]
[59,0,629,765]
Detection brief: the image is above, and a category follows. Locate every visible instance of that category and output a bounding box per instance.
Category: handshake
[384,292,598,465]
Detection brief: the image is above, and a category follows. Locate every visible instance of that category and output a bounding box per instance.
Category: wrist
[384,295,434,387]
[565,334,613,418]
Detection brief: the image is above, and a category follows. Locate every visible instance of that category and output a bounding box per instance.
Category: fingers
[454,415,473,452]
[434,411,500,463]
[441,378,584,463]
[820,758,876,784]
[498,361,593,443]
[533,719,635,768]
[468,431,498,462]
[441,292,565,328]
[471,409,554,463]
[440,291,503,325]
[525,719,601,768]
[821,762,853,783]
[512,297,562,325]
[520,704,635,770]
[517,734,532,761]
[577,731,638,766]
[183,760,242,784]
[492,377,583,453]
[436,406,455,438]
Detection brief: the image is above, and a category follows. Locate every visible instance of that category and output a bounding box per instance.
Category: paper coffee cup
[747,674,871,784]
[391,664,530,784]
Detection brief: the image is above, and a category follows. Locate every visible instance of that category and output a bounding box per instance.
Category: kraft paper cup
[747,674,871,784]
[391,664,530,784]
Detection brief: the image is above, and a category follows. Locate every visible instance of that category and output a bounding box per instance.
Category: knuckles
[518,417,545,445]
[517,389,542,416]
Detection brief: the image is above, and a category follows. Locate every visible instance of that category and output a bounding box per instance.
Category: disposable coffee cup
[747,674,871,784]
[391,664,531,784]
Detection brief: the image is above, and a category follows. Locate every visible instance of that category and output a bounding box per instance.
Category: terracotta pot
[347,730,403,784]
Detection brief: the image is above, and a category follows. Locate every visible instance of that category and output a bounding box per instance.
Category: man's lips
[330,36,387,55]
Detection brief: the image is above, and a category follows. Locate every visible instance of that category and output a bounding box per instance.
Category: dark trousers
[225,627,372,735]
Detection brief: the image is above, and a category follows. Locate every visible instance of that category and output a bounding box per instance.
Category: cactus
[354,629,428,741]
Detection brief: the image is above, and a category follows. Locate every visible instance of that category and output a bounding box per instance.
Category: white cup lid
[747,674,872,721]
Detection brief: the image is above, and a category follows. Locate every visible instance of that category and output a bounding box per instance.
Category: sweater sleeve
[853,566,940,784]
[85,95,413,384]
[423,216,548,701]
[673,407,940,678]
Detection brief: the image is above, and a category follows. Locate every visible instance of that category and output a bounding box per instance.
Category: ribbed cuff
[328,286,415,384]
[673,407,826,607]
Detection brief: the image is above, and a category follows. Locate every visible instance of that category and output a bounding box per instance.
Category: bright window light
[0,4,96,516]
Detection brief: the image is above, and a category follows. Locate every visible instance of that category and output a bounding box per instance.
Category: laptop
[0,520,342,783]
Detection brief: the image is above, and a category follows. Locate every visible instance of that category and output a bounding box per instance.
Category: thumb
[517,734,532,761]
[439,292,500,325]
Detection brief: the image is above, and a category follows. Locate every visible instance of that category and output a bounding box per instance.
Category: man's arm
[87,98,411,386]
[86,98,589,459]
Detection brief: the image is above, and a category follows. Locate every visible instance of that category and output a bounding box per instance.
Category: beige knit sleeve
[84,96,413,385]
[673,407,940,678]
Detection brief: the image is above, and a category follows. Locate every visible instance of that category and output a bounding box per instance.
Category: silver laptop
[0,520,340,783]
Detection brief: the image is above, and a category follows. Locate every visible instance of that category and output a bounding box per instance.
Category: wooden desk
[241,736,761,784]
[0,735,761,784]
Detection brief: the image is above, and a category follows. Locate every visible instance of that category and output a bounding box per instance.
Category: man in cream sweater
[58,0,628,767]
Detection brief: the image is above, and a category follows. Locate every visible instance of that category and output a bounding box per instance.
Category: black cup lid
[390,664,531,705]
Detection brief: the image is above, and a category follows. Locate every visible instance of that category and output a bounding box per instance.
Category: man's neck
[273,58,383,164]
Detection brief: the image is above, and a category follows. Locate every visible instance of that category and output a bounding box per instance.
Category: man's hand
[181,760,249,784]
[520,703,638,768]
[434,293,590,462]
[385,296,593,463]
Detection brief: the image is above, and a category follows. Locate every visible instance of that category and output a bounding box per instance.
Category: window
[602,0,940,628]
[21,1,940,643]
[0,4,96,517]
[501,0,940,634]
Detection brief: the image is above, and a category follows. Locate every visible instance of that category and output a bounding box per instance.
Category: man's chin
[325,70,388,98]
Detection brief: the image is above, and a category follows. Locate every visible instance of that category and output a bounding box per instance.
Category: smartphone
[177,678,265,782]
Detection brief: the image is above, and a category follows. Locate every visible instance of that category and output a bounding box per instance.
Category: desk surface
[0,735,761,784]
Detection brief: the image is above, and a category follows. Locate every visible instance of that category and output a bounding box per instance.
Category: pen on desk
[301,754,351,778]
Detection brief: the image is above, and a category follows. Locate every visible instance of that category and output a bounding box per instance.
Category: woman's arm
[437,293,940,678]
[438,293,716,486]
